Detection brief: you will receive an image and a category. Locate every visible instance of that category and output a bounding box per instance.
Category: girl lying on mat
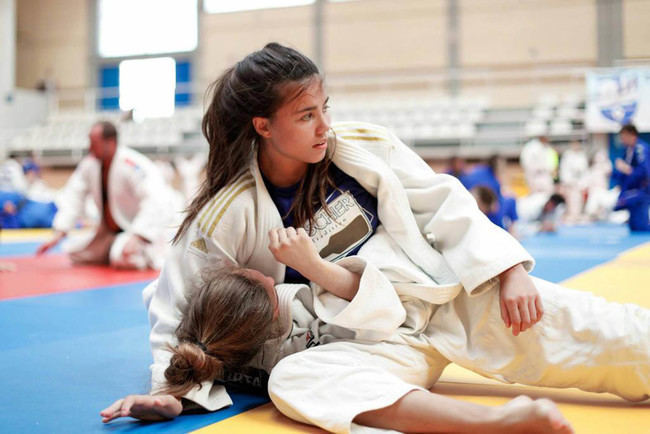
[102,43,649,433]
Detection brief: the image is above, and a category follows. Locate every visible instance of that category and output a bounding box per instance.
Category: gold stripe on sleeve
[198,174,254,232]
[206,181,256,238]
[339,135,387,142]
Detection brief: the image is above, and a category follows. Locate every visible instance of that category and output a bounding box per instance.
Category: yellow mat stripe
[193,242,650,434]
[0,228,54,241]
[0,228,94,242]
[191,403,324,434]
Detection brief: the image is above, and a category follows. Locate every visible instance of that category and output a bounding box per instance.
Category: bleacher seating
[330,96,488,145]
[5,107,205,164]
[1,92,589,164]
[527,93,585,140]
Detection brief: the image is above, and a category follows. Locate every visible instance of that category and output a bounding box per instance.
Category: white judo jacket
[559,148,588,187]
[53,146,178,250]
[143,121,534,410]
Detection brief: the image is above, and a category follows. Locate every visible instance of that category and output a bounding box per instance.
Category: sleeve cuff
[311,256,406,339]
[462,252,534,297]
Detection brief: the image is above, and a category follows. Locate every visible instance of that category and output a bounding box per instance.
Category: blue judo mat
[0,240,62,257]
[1,224,649,433]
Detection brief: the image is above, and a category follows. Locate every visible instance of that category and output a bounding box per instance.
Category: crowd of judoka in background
[0,121,648,273]
[447,123,650,237]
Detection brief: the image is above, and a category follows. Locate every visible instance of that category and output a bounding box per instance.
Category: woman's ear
[252,117,272,139]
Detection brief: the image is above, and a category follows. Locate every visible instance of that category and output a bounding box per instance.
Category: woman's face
[255,79,331,184]
[241,268,279,320]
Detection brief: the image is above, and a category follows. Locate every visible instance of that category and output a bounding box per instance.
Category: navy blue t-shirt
[262,164,379,283]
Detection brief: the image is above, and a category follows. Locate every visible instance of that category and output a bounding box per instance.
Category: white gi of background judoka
[559,142,588,222]
[38,122,182,269]
[0,155,28,194]
[584,148,620,221]
[520,137,556,195]
[52,145,180,269]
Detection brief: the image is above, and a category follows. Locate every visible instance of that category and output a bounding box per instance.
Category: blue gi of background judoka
[613,124,650,232]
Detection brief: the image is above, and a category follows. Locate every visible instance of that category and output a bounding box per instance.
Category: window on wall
[98,59,192,113]
[118,57,176,121]
[98,0,197,57]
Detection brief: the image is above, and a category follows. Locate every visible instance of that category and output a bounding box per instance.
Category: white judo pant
[269,277,650,434]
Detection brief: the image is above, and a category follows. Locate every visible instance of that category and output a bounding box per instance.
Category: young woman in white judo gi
[102,43,649,432]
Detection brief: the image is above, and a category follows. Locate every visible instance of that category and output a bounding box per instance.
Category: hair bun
[165,342,222,387]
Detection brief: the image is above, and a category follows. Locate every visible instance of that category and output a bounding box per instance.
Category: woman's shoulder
[332,121,392,142]
[331,121,401,164]
[194,170,258,239]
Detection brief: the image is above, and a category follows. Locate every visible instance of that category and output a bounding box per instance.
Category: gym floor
[1,224,649,433]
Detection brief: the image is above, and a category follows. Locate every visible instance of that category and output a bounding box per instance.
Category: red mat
[0,254,159,300]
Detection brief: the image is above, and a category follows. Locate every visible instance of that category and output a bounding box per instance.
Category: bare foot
[497,395,574,434]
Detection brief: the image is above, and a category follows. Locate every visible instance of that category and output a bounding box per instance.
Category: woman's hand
[35,230,66,256]
[498,264,543,336]
[122,234,149,260]
[268,227,323,275]
[100,394,182,423]
[268,226,360,300]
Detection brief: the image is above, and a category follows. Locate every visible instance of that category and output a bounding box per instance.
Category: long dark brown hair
[160,268,275,398]
[174,42,336,243]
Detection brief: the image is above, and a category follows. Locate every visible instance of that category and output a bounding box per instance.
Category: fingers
[277,228,288,245]
[519,298,531,332]
[524,299,538,332]
[35,243,50,256]
[120,395,136,417]
[501,292,543,336]
[535,296,544,321]
[528,298,538,323]
[100,398,124,423]
[100,398,123,416]
[507,298,542,336]
[521,294,544,333]
[500,296,511,328]
[506,299,521,336]
[268,227,301,249]
[268,228,279,250]
[101,395,180,423]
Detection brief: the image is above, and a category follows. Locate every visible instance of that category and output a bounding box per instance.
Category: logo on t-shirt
[307,191,373,262]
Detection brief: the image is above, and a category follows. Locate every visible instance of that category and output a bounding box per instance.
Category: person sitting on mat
[36,121,181,269]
